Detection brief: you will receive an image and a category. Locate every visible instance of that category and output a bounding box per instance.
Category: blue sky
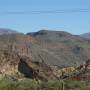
[0,0,90,34]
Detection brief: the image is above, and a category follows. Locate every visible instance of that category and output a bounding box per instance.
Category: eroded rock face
[18,57,37,79]
[0,49,19,78]
[0,49,54,81]
[18,56,57,81]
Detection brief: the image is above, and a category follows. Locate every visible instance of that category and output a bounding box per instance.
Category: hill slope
[27,30,90,66]
[81,33,90,39]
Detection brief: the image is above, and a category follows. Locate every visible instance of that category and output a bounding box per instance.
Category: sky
[0,0,90,34]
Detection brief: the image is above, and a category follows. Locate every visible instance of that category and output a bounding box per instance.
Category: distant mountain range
[80,33,90,39]
[0,28,18,35]
[0,28,90,39]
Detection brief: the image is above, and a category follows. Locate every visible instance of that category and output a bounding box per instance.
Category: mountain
[0,29,90,80]
[0,28,18,35]
[27,30,90,66]
[80,33,90,39]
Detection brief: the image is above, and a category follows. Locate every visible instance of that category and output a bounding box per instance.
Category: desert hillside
[0,29,89,81]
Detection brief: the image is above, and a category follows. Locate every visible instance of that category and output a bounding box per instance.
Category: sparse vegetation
[0,78,89,90]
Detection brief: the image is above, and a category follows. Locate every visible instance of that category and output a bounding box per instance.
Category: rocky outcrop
[0,49,19,78]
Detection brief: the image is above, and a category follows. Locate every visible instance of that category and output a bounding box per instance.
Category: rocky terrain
[0,29,90,81]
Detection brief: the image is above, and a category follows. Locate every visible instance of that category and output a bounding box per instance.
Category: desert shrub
[65,80,82,89]
[0,78,89,90]
[40,80,62,90]
[0,78,19,90]
[17,79,40,90]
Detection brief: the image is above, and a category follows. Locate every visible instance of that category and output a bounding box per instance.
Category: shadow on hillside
[18,58,37,79]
